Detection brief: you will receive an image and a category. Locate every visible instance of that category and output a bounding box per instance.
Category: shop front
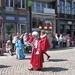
[0,13,29,49]
[32,14,56,34]
[57,20,75,37]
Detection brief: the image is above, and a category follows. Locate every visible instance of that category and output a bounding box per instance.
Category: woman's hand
[36,51,39,55]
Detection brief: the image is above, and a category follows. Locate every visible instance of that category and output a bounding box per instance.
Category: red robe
[30,38,44,70]
[28,35,34,43]
[40,34,50,52]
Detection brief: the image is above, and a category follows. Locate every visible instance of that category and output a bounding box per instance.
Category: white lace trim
[40,34,46,38]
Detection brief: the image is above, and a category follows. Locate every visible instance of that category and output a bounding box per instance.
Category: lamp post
[28,0,32,32]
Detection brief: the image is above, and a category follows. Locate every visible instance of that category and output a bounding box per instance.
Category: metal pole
[29,6,32,32]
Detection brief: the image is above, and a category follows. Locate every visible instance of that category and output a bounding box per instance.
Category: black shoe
[37,69,42,71]
[47,56,50,60]
[28,68,33,71]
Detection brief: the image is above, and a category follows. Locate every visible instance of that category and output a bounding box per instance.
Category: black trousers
[63,42,67,47]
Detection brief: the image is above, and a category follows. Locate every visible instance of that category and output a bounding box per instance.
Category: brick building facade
[0,0,30,36]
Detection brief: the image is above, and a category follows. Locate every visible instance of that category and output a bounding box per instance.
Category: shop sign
[68,21,72,24]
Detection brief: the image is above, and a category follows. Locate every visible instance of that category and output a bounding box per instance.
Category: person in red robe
[29,31,44,71]
[40,30,50,60]
[28,33,34,43]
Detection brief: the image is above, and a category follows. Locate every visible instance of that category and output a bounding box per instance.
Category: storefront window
[73,26,75,29]
[18,24,26,34]
[5,23,15,35]
[6,0,13,7]
[18,0,26,9]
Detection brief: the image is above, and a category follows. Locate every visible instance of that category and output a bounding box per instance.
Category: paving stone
[0,47,75,75]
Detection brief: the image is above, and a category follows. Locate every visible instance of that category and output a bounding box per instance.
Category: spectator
[58,34,63,47]
[62,34,67,47]
[6,40,13,55]
[12,33,17,51]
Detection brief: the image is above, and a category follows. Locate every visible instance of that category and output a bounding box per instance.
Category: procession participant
[29,31,44,71]
[28,33,34,43]
[40,30,50,60]
[15,37,25,59]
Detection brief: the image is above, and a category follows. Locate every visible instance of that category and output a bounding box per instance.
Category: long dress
[30,38,44,70]
[40,34,50,52]
[15,40,25,59]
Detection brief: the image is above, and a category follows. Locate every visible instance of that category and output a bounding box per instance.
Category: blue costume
[15,40,25,59]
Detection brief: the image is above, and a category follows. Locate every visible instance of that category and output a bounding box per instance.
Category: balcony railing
[66,14,72,19]
[58,13,65,18]
[57,13,75,19]
[73,15,75,19]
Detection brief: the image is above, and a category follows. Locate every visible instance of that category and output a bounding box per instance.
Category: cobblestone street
[0,47,75,75]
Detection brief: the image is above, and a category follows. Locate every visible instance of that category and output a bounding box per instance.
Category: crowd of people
[4,30,75,71]
[4,30,50,71]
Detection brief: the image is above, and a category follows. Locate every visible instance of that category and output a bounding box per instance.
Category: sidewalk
[0,47,75,75]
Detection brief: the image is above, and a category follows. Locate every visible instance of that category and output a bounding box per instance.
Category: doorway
[18,24,26,34]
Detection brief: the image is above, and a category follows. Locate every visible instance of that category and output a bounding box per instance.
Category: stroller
[24,40,32,53]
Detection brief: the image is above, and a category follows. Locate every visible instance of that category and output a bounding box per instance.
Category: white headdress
[32,31,38,36]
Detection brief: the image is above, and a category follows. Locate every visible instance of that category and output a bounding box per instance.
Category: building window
[74,3,75,14]
[66,1,72,14]
[0,0,1,7]
[18,0,26,9]
[36,2,40,12]
[41,2,46,12]
[32,1,35,12]
[32,1,51,13]
[6,0,14,7]
[47,3,51,8]
[59,0,65,13]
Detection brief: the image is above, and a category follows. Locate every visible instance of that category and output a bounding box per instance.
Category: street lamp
[38,25,42,29]
[49,26,52,29]
[44,26,47,29]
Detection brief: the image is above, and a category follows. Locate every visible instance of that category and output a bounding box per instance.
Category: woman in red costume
[29,31,44,71]
[40,30,50,60]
